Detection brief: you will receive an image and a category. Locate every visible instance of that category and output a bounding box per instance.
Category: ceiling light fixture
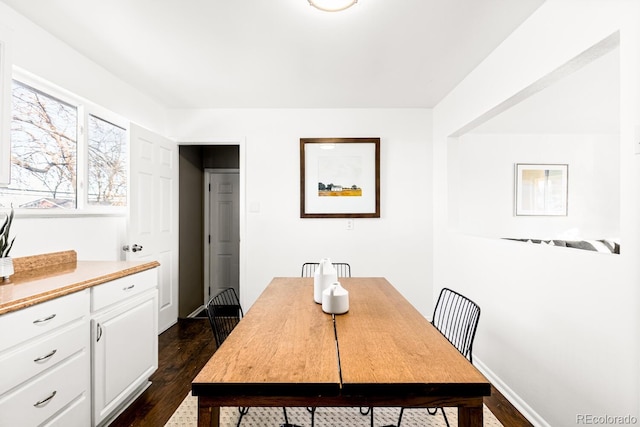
[308,0,358,12]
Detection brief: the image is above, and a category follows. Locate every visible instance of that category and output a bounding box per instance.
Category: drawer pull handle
[33,349,57,363]
[97,323,103,342]
[123,285,135,291]
[33,390,56,407]
[33,314,56,324]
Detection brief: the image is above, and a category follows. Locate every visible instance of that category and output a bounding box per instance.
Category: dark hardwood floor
[111,317,532,427]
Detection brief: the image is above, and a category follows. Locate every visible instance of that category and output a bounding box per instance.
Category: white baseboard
[158,318,177,334]
[474,356,550,427]
[187,305,206,318]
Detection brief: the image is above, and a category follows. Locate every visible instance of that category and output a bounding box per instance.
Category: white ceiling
[1,0,544,109]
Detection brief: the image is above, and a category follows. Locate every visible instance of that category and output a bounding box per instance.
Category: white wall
[456,133,620,240]
[9,215,127,260]
[0,3,166,134]
[167,108,433,315]
[0,2,168,261]
[9,2,638,424]
[2,2,434,315]
[434,1,640,426]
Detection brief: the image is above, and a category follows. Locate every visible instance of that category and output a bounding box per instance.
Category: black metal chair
[206,287,243,348]
[301,262,351,278]
[389,287,481,427]
[206,288,302,427]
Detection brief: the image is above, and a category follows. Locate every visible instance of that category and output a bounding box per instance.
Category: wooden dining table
[192,277,490,427]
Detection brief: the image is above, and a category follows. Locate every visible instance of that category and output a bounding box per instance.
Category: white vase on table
[322,282,349,315]
[313,258,338,304]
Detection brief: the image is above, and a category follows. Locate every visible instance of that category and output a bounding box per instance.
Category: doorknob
[122,244,143,253]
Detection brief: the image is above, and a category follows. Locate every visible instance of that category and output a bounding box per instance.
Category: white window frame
[9,68,129,217]
[0,25,12,186]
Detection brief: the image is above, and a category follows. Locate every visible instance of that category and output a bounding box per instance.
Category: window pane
[0,81,77,209]
[87,115,127,206]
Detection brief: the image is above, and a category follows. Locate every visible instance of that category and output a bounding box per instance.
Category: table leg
[197,397,220,427]
[458,404,483,427]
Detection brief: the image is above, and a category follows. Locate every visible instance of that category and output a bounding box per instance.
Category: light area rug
[165,394,503,427]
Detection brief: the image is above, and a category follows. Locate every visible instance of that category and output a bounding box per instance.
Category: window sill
[11,208,127,219]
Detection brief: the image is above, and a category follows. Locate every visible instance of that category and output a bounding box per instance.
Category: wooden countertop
[0,250,160,315]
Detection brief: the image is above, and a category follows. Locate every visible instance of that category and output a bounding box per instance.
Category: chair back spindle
[431,287,481,363]
[301,262,351,278]
[206,288,244,348]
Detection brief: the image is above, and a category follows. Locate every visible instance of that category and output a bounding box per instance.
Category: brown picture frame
[300,137,380,218]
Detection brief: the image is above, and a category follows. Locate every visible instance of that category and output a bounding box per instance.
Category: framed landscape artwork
[515,163,568,216]
[300,137,380,218]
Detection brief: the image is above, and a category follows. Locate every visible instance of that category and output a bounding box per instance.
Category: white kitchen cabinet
[91,268,158,426]
[0,261,158,427]
[0,289,91,427]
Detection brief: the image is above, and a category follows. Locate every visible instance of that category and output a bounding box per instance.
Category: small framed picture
[300,138,380,218]
[515,163,568,216]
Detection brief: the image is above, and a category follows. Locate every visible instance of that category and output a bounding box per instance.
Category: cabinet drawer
[0,289,89,352]
[0,348,89,427]
[91,269,157,312]
[42,392,90,427]
[0,319,88,394]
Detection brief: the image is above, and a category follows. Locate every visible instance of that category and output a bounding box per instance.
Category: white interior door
[127,124,179,333]
[206,170,240,302]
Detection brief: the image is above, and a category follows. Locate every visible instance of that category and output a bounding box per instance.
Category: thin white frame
[0,28,12,185]
[515,163,568,216]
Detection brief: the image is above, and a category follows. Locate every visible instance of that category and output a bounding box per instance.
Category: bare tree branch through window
[0,80,128,210]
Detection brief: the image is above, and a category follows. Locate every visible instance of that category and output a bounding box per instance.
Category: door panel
[209,171,240,299]
[128,124,178,332]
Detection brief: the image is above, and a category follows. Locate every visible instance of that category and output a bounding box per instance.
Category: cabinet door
[92,289,158,425]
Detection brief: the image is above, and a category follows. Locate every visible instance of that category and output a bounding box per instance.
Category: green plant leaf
[0,207,15,258]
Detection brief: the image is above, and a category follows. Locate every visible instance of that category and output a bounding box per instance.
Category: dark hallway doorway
[178,144,240,318]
